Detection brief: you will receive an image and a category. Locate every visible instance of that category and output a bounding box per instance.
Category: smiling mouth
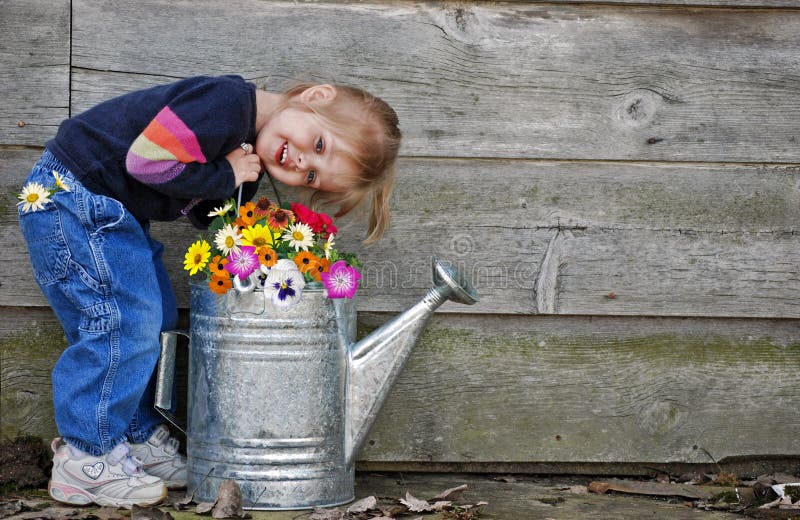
[276,141,288,165]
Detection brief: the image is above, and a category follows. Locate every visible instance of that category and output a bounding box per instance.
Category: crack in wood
[535,229,573,314]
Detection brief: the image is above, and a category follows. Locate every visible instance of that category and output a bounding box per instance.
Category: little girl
[17,75,401,508]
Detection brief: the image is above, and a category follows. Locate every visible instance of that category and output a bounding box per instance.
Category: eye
[306,170,316,184]
[315,137,324,153]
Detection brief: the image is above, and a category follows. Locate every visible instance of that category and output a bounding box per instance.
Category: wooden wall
[2,0,800,470]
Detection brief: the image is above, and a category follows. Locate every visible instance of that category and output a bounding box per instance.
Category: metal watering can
[154,257,478,510]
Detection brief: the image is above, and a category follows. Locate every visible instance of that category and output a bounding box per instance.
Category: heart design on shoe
[82,462,104,480]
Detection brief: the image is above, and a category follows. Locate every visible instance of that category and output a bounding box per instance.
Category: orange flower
[258,247,278,268]
[254,197,273,218]
[209,274,232,295]
[306,259,326,281]
[268,207,294,231]
[294,251,321,273]
[209,255,229,277]
[237,202,257,227]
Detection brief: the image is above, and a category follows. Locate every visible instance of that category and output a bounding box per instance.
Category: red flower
[290,203,336,238]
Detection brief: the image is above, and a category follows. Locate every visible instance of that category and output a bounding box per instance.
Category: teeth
[280,143,288,165]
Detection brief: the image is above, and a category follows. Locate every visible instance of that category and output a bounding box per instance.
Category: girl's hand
[227,143,261,187]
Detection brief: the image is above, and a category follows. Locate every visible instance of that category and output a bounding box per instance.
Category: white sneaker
[129,425,187,489]
[48,438,166,508]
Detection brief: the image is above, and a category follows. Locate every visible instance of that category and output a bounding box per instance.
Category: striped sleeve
[126,106,208,184]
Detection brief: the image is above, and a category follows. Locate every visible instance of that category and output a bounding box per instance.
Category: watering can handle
[154,329,190,434]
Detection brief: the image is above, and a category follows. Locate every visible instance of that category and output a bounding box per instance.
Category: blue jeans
[18,150,177,456]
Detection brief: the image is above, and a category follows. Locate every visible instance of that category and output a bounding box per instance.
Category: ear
[299,84,337,104]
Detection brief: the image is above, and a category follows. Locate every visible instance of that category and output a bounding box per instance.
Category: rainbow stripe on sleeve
[126,106,207,184]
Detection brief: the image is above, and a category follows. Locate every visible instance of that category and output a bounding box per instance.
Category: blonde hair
[280,83,401,244]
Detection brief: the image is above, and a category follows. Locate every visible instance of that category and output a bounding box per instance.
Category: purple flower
[321,260,361,299]
[224,245,259,279]
[265,262,305,308]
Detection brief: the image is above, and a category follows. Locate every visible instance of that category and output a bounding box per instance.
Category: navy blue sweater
[47,75,262,228]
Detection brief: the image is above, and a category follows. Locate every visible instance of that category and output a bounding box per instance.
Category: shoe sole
[49,479,167,508]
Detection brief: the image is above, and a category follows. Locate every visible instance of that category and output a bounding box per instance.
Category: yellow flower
[241,223,279,249]
[183,240,211,275]
[53,171,70,192]
[17,182,52,213]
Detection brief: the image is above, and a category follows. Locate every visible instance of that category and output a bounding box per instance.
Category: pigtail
[363,168,395,244]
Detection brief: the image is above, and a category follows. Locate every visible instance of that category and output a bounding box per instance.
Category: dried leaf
[432,484,468,501]
[308,507,344,520]
[588,479,714,500]
[400,492,433,512]
[131,504,173,520]
[432,501,452,511]
[196,502,216,514]
[380,504,409,517]
[346,495,377,513]
[212,479,244,518]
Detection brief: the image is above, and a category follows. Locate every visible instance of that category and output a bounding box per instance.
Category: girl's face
[255,105,356,193]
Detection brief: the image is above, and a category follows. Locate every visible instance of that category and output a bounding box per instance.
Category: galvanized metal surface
[157,258,478,510]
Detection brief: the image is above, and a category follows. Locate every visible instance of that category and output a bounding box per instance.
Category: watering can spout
[344,257,478,465]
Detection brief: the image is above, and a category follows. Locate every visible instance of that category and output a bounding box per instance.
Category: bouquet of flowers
[183,198,361,308]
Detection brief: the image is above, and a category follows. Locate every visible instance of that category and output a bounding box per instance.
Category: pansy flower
[321,260,361,299]
[224,245,259,279]
[264,261,306,309]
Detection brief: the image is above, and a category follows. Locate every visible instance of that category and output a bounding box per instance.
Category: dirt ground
[2,437,800,519]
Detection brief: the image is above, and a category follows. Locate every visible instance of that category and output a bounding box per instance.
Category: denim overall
[18,150,177,456]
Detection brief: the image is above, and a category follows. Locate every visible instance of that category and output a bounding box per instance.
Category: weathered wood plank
[359,313,800,464]
[72,2,800,162]
[0,0,70,146]
[5,149,800,317]
[5,306,798,464]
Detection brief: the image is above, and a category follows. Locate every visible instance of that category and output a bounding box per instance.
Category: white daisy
[52,171,70,192]
[282,222,315,252]
[324,233,336,260]
[214,223,242,256]
[17,182,52,213]
[207,202,233,218]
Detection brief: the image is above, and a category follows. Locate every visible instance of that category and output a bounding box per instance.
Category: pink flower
[321,260,361,299]
[224,245,259,279]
